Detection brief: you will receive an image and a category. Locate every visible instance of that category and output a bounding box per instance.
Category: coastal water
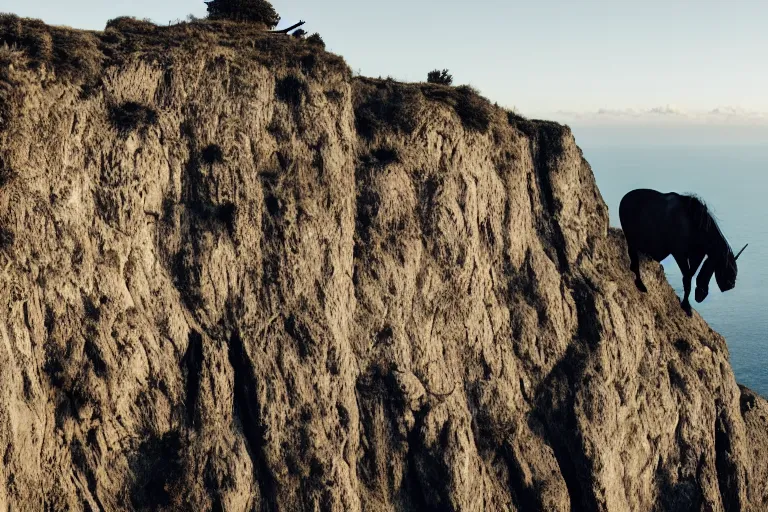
[577,142,768,397]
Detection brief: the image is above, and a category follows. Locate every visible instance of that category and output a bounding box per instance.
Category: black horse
[619,189,746,316]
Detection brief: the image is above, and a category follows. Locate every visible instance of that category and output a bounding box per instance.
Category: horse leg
[688,251,707,303]
[673,253,693,316]
[628,243,647,292]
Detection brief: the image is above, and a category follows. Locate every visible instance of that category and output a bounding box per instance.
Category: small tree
[205,0,281,27]
[427,69,453,86]
[306,33,325,48]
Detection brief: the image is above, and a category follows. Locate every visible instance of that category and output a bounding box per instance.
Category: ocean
[577,141,768,398]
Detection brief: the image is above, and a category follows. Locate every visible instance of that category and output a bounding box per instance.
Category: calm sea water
[579,144,768,397]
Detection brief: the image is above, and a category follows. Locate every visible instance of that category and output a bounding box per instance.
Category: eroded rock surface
[1,16,766,511]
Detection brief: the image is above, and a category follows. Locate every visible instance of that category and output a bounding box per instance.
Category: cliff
[0,15,766,511]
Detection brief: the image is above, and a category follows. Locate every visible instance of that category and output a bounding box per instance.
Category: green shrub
[427,69,453,86]
[205,0,281,27]
[306,33,325,48]
[105,16,157,33]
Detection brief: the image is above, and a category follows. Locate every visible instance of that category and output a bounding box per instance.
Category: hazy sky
[2,0,767,119]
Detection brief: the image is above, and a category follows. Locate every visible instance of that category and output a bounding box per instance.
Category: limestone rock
[0,15,766,511]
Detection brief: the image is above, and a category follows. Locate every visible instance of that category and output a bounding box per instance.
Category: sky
[2,0,768,126]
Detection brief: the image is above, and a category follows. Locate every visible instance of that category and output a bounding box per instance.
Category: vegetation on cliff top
[205,0,281,28]
[427,68,453,86]
[0,9,543,151]
[0,12,348,84]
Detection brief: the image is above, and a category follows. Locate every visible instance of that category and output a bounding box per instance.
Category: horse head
[696,244,746,301]
[714,243,747,292]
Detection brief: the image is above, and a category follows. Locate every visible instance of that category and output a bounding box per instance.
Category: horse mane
[682,193,733,256]
[682,193,712,228]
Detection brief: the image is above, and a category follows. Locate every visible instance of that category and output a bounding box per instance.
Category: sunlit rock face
[0,15,766,511]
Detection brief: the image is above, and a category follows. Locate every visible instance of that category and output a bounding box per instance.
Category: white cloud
[707,106,768,122]
[540,105,768,125]
[646,105,687,116]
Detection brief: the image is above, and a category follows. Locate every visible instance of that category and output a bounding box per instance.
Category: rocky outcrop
[1,15,766,511]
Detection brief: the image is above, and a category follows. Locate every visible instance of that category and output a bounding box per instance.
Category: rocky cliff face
[0,15,766,512]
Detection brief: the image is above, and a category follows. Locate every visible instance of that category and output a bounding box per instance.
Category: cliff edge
[0,16,766,511]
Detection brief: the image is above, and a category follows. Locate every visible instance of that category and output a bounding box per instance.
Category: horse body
[619,188,744,316]
[619,189,699,259]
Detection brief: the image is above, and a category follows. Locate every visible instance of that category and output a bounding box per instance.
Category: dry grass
[0,13,350,85]
[353,77,497,138]
[98,16,349,77]
[507,110,537,138]
[0,42,23,134]
[421,83,492,133]
[353,78,424,139]
[0,14,102,82]
[0,41,26,71]
[105,16,158,34]
[507,110,568,153]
